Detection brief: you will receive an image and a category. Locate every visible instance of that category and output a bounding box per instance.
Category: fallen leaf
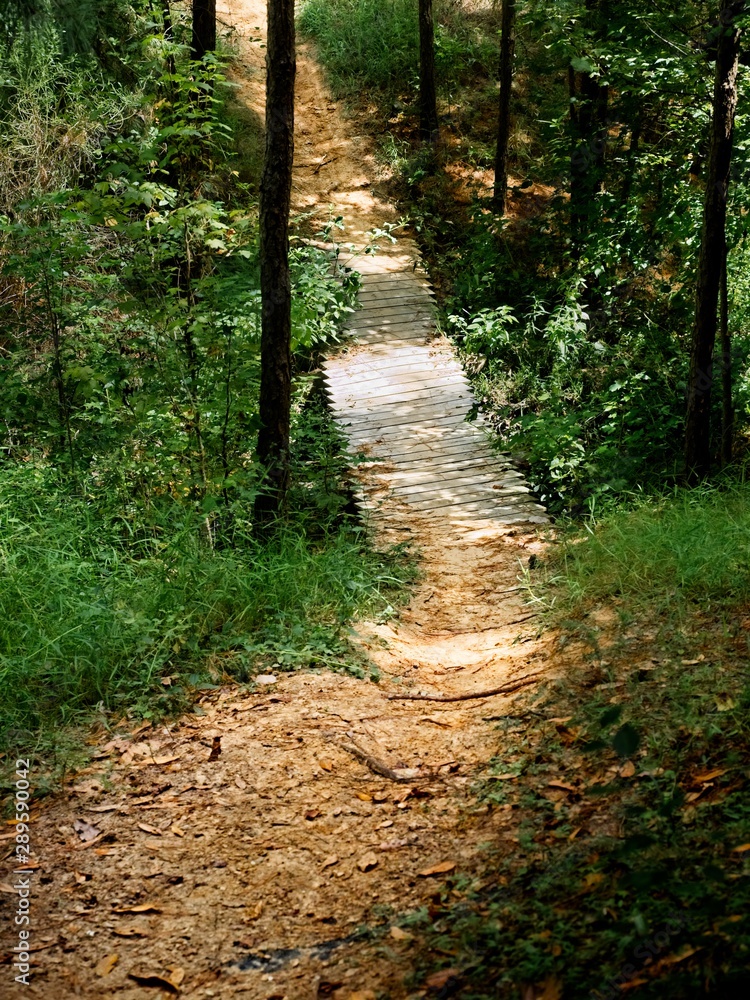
[418,860,456,877]
[138,823,162,837]
[243,901,263,921]
[128,969,182,993]
[0,883,15,893]
[489,773,518,781]
[86,803,120,813]
[74,871,91,884]
[305,809,323,821]
[547,780,578,792]
[94,954,118,978]
[208,737,222,762]
[321,855,339,869]
[318,758,334,772]
[425,968,461,989]
[390,926,414,941]
[153,754,180,766]
[357,852,379,872]
[73,818,101,843]
[619,760,636,778]
[380,837,411,851]
[731,843,750,853]
[694,768,727,784]
[255,674,277,686]
[715,695,736,712]
[392,767,421,781]
[170,824,185,837]
[355,791,373,802]
[235,776,248,790]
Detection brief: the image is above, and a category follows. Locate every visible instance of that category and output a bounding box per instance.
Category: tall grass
[551,482,750,613]
[0,467,407,747]
[298,0,497,97]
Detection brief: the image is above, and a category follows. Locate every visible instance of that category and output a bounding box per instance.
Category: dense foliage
[0,1,406,748]
[302,0,750,514]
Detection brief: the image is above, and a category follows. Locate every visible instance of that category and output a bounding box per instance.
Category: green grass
[298,0,497,99]
[548,482,750,617]
[392,483,750,997]
[0,465,411,752]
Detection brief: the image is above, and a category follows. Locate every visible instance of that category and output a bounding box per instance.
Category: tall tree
[568,0,609,255]
[191,0,216,61]
[255,0,296,524]
[684,0,743,480]
[493,0,516,212]
[419,0,439,142]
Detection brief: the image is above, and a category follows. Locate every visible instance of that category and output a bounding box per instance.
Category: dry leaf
[321,855,339,869]
[418,860,456,877]
[244,901,263,921]
[94,954,118,978]
[128,969,182,993]
[425,968,461,989]
[357,852,379,872]
[73,871,91,884]
[0,882,15,893]
[137,823,162,837]
[489,773,518,781]
[255,674,277,685]
[86,803,120,813]
[170,824,185,837]
[731,843,750,853]
[390,926,414,941]
[318,758,334,772]
[715,695,736,712]
[235,776,248,789]
[547,780,577,792]
[619,760,636,778]
[355,791,373,802]
[73,818,101,843]
[305,809,323,821]
[694,768,727,784]
[153,754,180,766]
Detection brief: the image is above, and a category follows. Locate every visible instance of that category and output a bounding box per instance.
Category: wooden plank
[327,377,471,406]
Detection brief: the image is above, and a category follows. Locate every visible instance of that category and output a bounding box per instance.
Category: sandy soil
[0,5,553,998]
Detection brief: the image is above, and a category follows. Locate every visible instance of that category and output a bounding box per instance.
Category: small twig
[385,671,544,703]
[339,740,417,783]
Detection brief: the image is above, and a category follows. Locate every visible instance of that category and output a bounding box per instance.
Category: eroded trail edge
[5,3,553,998]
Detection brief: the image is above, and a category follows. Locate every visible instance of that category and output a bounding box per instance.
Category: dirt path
[0,5,552,998]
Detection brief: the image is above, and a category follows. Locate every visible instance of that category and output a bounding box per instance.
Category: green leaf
[612,723,640,758]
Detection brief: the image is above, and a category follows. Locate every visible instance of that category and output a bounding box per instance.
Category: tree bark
[191,0,216,61]
[720,237,733,466]
[419,0,439,143]
[569,0,609,256]
[684,0,743,480]
[493,0,516,212]
[255,0,295,525]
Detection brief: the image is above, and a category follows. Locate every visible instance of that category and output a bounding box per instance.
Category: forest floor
[0,3,560,998]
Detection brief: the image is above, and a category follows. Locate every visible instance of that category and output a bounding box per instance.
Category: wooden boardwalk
[322,243,548,532]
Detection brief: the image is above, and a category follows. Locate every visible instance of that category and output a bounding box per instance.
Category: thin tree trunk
[419,0,439,143]
[684,0,743,480]
[192,0,216,61]
[569,67,608,256]
[493,0,516,212]
[720,238,733,466]
[255,0,295,525]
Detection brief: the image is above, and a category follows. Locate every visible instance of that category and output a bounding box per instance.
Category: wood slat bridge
[322,242,548,532]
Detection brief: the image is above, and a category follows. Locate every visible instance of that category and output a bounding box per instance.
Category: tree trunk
[684,0,743,481]
[493,0,516,212]
[569,0,609,256]
[419,0,439,143]
[720,238,733,466]
[191,0,216,61]
[255,0,295,525]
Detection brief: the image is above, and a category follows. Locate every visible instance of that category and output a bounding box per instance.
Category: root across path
[1,4,554,997]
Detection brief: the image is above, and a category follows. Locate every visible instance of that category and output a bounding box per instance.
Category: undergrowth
[398,484,750,997]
